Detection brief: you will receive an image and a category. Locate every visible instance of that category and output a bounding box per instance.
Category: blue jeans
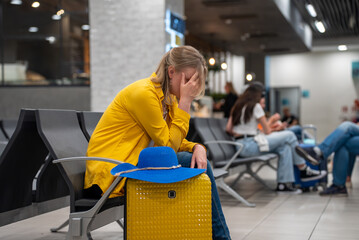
[318,122,359,186]
[287,125,303,141]
[236,131,306,183]
[177,152,231,240]
[287,125,313,143]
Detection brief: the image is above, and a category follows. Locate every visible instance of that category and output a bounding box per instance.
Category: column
[89,0,184,111]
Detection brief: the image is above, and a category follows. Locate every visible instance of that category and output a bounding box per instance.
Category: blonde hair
[152,45,208,105]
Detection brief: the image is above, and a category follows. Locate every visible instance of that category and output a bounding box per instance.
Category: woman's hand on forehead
[185,71,199,83]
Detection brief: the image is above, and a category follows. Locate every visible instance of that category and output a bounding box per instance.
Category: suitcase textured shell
[126,173,212,239]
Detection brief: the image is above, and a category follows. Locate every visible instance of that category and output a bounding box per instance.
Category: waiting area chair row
[0,109,103,227]
[0,108,278,239]
[189,117,278,207]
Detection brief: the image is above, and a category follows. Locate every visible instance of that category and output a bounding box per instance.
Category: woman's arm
[257,116,272,135]
[127,89,188,152]
[268,113,280,126]
[226,116,234,135]
[190,144,207,169]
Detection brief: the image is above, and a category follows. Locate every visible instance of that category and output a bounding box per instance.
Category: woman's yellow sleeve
[126,87,190,152]
[179,138,207,153]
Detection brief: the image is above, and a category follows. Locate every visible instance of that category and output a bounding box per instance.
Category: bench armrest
[53,156,122,165]
[204,140,243,171]
[54,156,124,219]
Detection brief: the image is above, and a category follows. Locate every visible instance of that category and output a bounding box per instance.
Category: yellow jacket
[84,73,197,197]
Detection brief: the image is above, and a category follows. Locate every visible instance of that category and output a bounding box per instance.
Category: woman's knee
[176,152,193,168]
[281,130,297,143]
[339,121,355,131]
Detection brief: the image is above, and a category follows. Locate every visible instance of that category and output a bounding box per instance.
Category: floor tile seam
[241,194,291,240]
[308,196,331,240]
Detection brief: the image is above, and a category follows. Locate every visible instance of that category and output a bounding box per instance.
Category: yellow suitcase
[125,173,212,240]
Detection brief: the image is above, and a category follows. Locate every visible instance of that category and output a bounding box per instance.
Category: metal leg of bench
[255,159,277,174]
[267,161,277,171]
[50,219,69,232]
[230,164,273,190]
[246,165,273,190]
[254,162,267,174]
[229,171,246,188]
[216,177,256,207]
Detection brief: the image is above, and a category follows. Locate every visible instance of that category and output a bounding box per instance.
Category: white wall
[269,50,359,141]
[232,55,246,94]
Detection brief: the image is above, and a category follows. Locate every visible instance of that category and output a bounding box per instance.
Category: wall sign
[302,90,310,98]
[352,61,359,80]
[165,10,185,52]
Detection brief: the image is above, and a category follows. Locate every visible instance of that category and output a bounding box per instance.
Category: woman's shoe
[300,166,327,182]
[319,184,348,196]
[276,183,302,194]
[295,145,322,165]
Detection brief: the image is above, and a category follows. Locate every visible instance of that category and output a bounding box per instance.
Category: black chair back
[2,119,17,139]
[207,118,237,160]
[0,109,48,213]
[186,118,201,142]
[193,118,227,167]
[78,111,103,141]
[35,109,89,212]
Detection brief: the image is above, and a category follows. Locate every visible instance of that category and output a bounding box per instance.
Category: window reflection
[0,0,90,86]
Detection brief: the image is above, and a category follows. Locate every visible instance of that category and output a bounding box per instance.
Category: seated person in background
[281,107,299,127]
[296,121,359,196]
[259,97,298,132]
[226,82,326,193]
[84,46,231,239]
[268,112,287,132]
[259,98,309,142]
[213,82,238,118]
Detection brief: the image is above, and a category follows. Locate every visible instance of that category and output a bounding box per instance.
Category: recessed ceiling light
[46,36,56,44]
[338,45,347,51]
[10,0,22,5]
[314,20,326,33]
[52,14,61,20]
[221,62,228,70]
[57,9,65,16]
[305,4,317,17]
[28,27,38,32]
[246,73,255,81]
[32,1,40,8]
[81,25,90,30]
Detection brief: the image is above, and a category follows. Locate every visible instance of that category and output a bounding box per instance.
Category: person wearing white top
[226,82,327,193]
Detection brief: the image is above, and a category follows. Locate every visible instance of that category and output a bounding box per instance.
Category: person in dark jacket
[214,82,238,118]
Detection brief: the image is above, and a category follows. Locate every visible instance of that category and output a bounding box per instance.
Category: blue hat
[110,146,205,183]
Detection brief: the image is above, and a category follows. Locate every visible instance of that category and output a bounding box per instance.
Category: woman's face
[224,84,230,93]
[168,66,197,99]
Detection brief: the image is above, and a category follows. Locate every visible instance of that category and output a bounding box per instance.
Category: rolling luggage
[125,173,212,240]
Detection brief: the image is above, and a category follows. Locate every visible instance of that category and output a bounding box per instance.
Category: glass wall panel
[0,0,89,86]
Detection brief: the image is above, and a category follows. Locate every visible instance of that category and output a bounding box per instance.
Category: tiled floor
[1,160,358,240]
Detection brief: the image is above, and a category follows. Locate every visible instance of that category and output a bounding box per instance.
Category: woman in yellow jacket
[84,46,231,240]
